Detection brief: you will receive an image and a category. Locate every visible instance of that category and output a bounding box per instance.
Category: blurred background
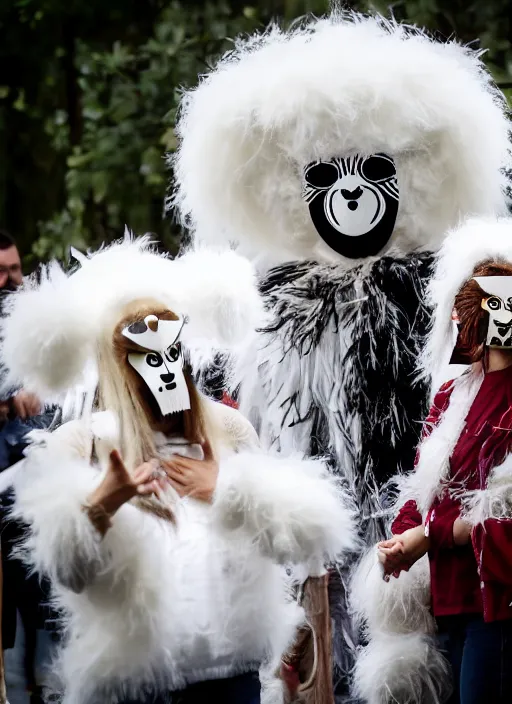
[1,0,511,268]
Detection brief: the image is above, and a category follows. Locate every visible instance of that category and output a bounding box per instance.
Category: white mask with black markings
[122,314,191,415]
[302,153,399,259]
[474,276,512,349]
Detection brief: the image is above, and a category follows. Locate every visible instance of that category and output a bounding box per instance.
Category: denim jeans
[120,671,261,704]
[4,611,57,704]
[436,613,512,704]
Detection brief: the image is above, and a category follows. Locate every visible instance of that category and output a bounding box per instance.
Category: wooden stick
[298,573,334,704]
[281,573,334,704]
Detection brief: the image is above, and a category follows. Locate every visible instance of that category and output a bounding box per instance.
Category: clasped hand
[377,525,430,581]
[161,439,219,502]
[87,440,219,519]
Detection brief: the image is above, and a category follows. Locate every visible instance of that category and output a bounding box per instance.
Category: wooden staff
[282,573,334,704]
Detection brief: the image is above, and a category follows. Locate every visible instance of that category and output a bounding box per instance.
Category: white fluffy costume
[170,8,511,701]
[352,216,512,704]
[0,236,356,704]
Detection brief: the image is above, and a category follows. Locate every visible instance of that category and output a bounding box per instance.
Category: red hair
[452,261,512,364]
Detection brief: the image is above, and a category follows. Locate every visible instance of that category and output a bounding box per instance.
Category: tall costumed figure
[170,8,511,702]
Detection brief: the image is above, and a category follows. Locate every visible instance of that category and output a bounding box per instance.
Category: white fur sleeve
[13,429,146,594]
[213,451,356,571]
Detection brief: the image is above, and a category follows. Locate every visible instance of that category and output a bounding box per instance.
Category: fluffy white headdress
[0,231,264,400]
[171,10,510,265]
[422,217,512,382]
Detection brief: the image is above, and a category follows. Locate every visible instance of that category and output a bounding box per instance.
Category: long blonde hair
[95,298,227,519]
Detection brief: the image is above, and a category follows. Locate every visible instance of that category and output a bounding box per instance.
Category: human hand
[377,535,408,579]
[280,662,300,699]
[87,450,166,518]
[378,525,430,580]
[453,517,472,546]
[162,440,219,502]
[12,390,41,419]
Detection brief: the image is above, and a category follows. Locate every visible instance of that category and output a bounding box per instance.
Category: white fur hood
[13,407,354,703]
[172,11,510,265]
[422,217,512,389]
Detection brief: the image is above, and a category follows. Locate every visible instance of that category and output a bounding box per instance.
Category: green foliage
[0,0,510,265]
[23,2,276,259]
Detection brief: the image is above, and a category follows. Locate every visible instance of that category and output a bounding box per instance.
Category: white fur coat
[12,403,354,704]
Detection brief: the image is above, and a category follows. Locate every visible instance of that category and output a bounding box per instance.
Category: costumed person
[0,235,355,704]
[0,230,60,704]
[169,8,511,701]
[352,217,512,704]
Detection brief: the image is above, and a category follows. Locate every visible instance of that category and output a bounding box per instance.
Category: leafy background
[1,0,511,267]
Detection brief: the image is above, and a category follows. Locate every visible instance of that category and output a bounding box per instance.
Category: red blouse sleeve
[472,519,512,586]
[425,496,460,552]
[391,499,422,534]
[418,381,454,444]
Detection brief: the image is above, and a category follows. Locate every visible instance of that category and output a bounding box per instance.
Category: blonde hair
[95,298,230,471]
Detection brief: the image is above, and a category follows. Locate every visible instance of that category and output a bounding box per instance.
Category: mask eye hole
[165,343,181,363]
[146,352,163,368]
[128,320,148,334]
[361,154,396,183]
[487,297,502,311]
[304,162,339,189]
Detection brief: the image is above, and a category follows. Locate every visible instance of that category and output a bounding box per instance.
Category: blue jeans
[4,611,57,704]
[120,671,261,704]
[436,614,512,704]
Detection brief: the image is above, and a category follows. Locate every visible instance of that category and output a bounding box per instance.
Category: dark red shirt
[392,366,512,620]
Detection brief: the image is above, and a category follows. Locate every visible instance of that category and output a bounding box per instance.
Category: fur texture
[0,234,264,401]
[172,11,510,265]
[234,253,434,544]
[215,451,356,571]
[423,217,512,386]
[396,368,483,516]
[227,254,433,701]
[12,402,351,703]
[462,452,512,525]
[350,550,433,637]
[353,632,451,704]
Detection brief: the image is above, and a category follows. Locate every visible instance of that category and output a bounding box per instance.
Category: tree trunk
[62,19,82,147]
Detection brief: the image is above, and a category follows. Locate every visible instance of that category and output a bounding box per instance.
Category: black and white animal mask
[475,277,512,349]
[122,314,191,415]
[303,154,399,259]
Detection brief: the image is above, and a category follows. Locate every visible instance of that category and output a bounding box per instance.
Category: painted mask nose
[340,186,363,201]
[159,372,176,391]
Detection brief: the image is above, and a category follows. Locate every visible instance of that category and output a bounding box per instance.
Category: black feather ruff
[259,252,433,540]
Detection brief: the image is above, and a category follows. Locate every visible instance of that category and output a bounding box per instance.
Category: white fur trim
[462,452,512,525]
[176,247,266,351]
[423,217,512,380]
[259,661,286,704]
[397,368,483,516]
[213,451,357,566]
[14,437,111,591]
[172,11,510,265]
[208,399,260,451]
[1,260,94,397]
[1,236,264,399]
[353,632,451,704]
[350,549,433,636]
